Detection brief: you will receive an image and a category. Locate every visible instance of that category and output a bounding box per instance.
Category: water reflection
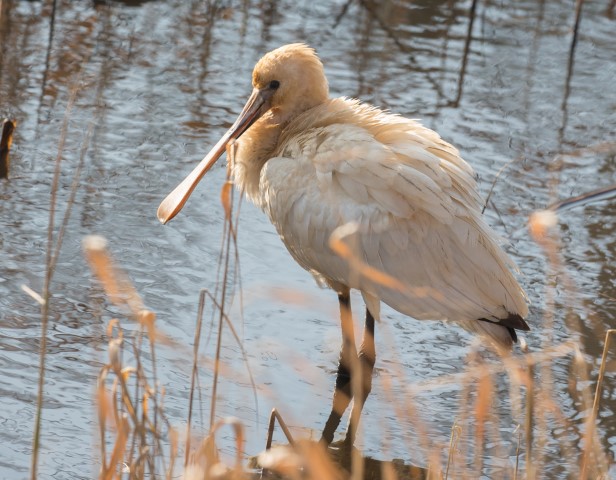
[0,0,614,478]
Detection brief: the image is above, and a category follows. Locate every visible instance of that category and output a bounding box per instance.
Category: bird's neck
[231,110,283,205]
[231,98,329,205]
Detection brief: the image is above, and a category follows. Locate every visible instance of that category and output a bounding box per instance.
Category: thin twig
[332,0,354,29]
[482,157,520,214]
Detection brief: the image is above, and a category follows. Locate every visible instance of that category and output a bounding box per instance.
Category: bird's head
[157,43,329,224]
[251,43,329,123]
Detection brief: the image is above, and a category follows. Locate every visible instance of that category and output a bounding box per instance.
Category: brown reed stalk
[580,329,616,479]
[185,417,247,479]
[528,196,614,478]
[472,365,492,475]
[83,237,181,479]
[185,287,258,468]
[266,409,297,450]
[31,62,92,480]
[522,341,535,480]
[210,180,234,430]
[96,321,169,478]
[181,141,263,476]
[513,425,522,480]
[186,289,210,466]
[445,422,462,479]
[209,144,241,432]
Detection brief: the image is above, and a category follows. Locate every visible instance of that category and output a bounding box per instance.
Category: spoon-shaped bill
[157,87,267,224]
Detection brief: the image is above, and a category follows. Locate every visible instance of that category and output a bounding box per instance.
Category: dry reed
[28,57,94,480]
[75,169,616,479]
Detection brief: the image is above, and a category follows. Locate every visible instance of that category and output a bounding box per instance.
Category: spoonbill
[157,43,529,446]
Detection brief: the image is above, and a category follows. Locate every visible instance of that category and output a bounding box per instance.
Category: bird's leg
[344,307,376,446]
[320,289,357,445]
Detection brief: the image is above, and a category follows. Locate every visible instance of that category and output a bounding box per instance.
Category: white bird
[157,43,529,446]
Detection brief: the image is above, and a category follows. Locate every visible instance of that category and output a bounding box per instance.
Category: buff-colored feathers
[228,44,528,347]
[156,43,530,451]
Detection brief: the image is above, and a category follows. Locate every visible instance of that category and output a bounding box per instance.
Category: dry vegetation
[12,1,614,479]
[66,174,614,480]
[24,80,616,478]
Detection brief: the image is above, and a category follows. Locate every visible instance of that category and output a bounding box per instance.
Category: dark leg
[344,307,376,445]
[321,289,357,445]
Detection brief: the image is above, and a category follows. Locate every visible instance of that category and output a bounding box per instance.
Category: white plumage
[157,43,530,445]
[255,96,528,347]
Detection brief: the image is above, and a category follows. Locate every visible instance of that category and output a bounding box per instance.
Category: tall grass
[75,171,616,479]
[27,63,94,480]
[27,61,615,478]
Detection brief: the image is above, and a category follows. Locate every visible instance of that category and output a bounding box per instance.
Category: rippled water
[0,0,614,478]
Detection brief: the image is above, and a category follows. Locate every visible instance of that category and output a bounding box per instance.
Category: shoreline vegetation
[70,175,615,479]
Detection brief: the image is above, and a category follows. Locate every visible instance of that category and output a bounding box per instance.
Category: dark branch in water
[452,0,478,108]
[358,0,416,61]
[332,0,354,29]
[559,0,584,145]
[36,0,58,127]
[0,118,15,179]
[548,184,616,212]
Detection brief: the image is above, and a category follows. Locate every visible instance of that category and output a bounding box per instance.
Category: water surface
[0,0,615,478]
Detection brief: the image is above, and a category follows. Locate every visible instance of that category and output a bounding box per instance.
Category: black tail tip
[480,312,530,344]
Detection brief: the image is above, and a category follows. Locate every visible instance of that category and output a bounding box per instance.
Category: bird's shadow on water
[328,441,429,480]
[249,440,429,480]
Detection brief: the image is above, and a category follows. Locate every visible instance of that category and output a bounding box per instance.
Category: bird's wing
[260,118,528,334]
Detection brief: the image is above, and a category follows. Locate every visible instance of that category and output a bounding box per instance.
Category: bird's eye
[269,80,280,90]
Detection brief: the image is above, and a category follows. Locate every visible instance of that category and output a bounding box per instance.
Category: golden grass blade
[82,235,145,316]
[97,367,111,478]
[221,180,234,221]
[522,341,535,480]
[209,174,239,430]
[104,414,130,480]
[445,422,461,479]
[185,289,208,466]
[166,428,178,480]
[580,329,616,478]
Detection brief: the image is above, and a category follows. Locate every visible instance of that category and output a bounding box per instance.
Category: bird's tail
[459,313,530,351]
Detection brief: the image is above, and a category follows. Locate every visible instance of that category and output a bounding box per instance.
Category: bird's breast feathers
[256,98,528,324]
